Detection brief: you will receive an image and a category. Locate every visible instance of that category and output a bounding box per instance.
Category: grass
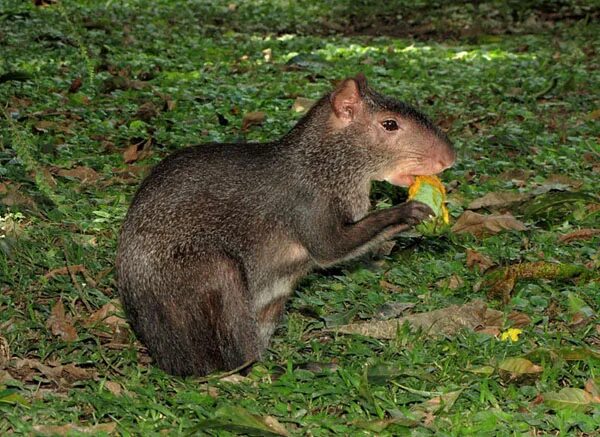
[0,0,599,435]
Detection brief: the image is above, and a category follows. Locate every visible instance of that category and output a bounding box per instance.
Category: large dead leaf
[44,264,87,279]
[559,228,600,243]
[498,357,543,382]
[241,111,266,131]
[10,358,97,384]
[451,211,526,238]
[53,166,101,184]
[46,299,78,342]
[0,183,37,209]
[543,388,596,412]
[32,423,116,436]
[467,192,530,210]
[333,300,503,339]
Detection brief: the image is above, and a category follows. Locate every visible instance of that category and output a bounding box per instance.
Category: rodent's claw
[403,200,435,226]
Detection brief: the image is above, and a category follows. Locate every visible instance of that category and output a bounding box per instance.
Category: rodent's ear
[330,77,363,122]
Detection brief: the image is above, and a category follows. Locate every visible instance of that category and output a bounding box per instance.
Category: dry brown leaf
[0,183,37,209]
[32,423,116,436]
[10,358,96,383]
[507,311,532,328]
[466,249,494,272]
[68,77,83,93]
[334,300,503,339]
[498,357,543,382]
[0,335,9,368]
[476,326,501,337]
[135,102,159,121]
[559,228,600,243]
[467,192,530,210]
[451,211,526,238]
[436,274,464,290]
[241,111,266,131]
[104,381,123,396]
[33,120,57,133]
[292,97,317,113]
[219,374,249,384]
[123,138,152,163]
[584,379,600,403]
[46,299,78,342]
[498,169,532,185]
[544,174,583,189]
[485,269,517,303]
[44,264,87,280]
[87,302,127,329]
[379,280,402,293]
[55,166,101,184]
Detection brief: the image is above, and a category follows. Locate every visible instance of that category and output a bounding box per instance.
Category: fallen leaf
[467,192,529,210]
[0,183,37,209]
[584,378,600,402]
[123,138,152,163]
[379,280,402,293]
[193,405,289,436]
[417,389,463,414]
[334,300,503,339]
[241,111,266,131]
[543,388,594,412]
[498,169,532,185]
[544,174,583,189]
[291,97,317,113]
[498,357,543,381]
[436,274,464,290]
[476,326,501,337]
[0,336,9,368]
[54,166,101,184]
[68,77,83,93]
[507,311,531,328]
[10,358,96,383]
[466,249,494,272]
[44,264,87,280]
[374,302,416,320]
[32,423,116,436]
[588,109,600,120]
[104,381,123,396]
[219,374,249,384]
[135,102,158,121]
[87,302,128,329]
[46,299,78,342]
[451,211,526,238]
[559,228,600,243]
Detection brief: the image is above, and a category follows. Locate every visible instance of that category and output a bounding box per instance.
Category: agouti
[116,74,455,376]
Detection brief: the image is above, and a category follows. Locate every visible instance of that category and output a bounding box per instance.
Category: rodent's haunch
[116,74,455,376]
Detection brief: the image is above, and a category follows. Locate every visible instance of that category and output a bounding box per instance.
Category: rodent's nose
[439,146,456,170]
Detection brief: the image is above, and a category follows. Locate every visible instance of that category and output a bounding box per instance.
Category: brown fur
[116,74,455,376]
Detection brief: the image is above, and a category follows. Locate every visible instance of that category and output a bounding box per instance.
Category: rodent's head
[329,73,455,186]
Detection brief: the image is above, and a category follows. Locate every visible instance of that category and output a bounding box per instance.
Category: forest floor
[1,0,599,435]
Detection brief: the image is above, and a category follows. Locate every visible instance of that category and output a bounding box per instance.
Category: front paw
[399,200,434,226]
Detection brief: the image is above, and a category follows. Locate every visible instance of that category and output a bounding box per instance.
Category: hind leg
[121,253,261,376]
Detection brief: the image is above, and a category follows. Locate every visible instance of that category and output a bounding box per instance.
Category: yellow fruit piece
[407,175,450,224]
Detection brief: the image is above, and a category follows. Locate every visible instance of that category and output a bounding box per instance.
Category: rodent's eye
[382,119,399,131]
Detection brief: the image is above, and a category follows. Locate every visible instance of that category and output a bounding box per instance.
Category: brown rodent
[116,74,455,376]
